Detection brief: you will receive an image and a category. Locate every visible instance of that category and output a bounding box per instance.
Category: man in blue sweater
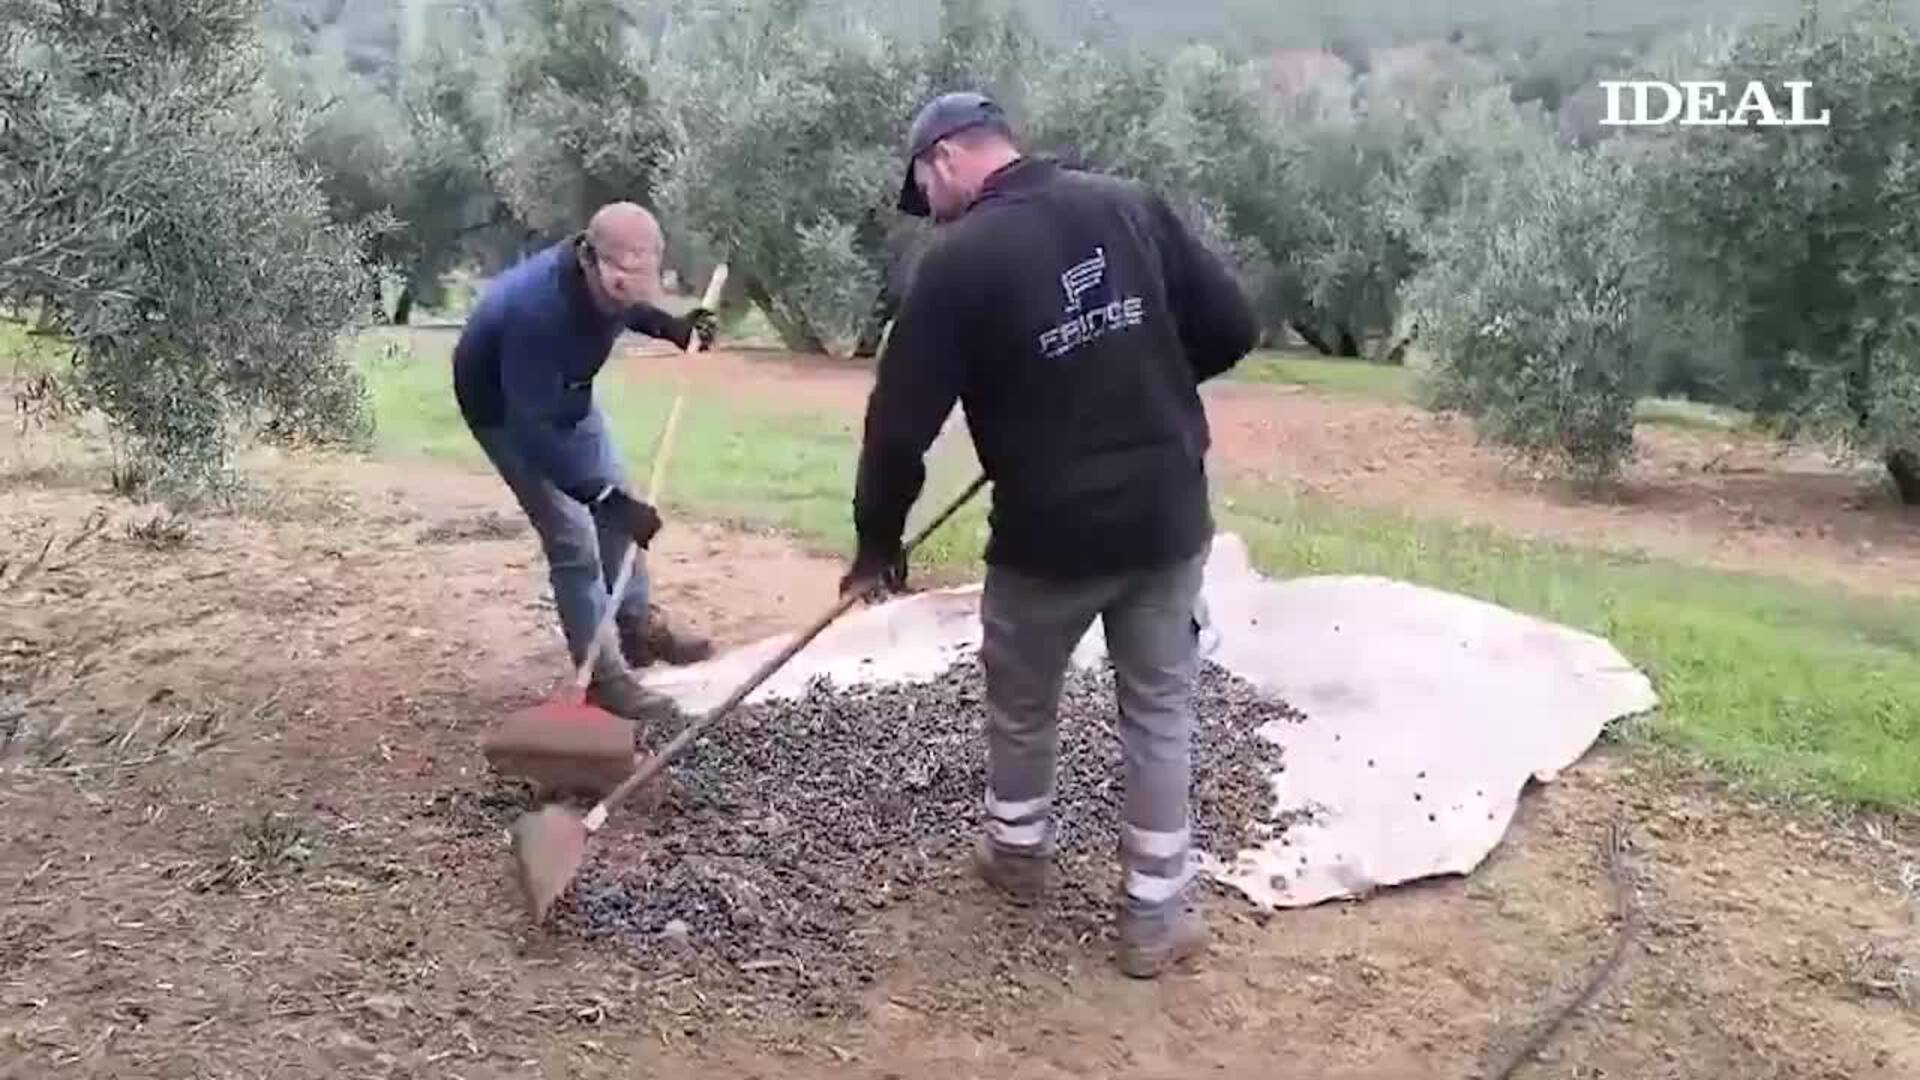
[453,203,718,724]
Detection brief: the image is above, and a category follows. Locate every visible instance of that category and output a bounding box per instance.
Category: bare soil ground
[3,354,1918,1078]
[623,345,1920,597]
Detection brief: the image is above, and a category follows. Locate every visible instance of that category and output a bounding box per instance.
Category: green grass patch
[1231,353,1758,434]
[1231,350,1418,402]
[1634,396,1753,433]
[358,331,1920,811]
[1215,482,1920,809]
[714,305,788,350]
[357,330,989,556]
[0,316,70,377]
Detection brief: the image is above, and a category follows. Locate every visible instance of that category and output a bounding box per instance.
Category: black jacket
[853,157,1258,579]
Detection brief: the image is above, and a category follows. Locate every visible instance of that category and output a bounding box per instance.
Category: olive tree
[848,0,1042,355]
[1644,4,1920,503]
[489,0,672,244]
[1024,43,1289,339]
[384,40,509,320]
[1,0,372,495]
[265,42,409,320]
[655,0,917,353]
[1280,119,1408,356]
[270,3,513,323]
[1397,89,1654,486]
[1287,42,1508,359]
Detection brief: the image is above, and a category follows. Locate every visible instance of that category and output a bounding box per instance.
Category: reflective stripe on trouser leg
[980,563,1105,858]
[1102,549,1207,914]
[985,788,1055,849]
[1123,824,1196,905]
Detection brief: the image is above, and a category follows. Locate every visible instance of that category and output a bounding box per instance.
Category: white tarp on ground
[641,533,1658,909]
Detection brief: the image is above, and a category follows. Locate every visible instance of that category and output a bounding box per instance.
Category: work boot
[972,838,1052,906]
[617,606,714,668]
[585,668,680,729]
[1114,901,1211,980]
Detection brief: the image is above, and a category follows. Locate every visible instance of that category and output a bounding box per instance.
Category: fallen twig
[1,509,108,591]
[1485,817,1640,1080]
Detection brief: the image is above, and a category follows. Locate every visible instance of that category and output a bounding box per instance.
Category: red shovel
[479,264,729,798]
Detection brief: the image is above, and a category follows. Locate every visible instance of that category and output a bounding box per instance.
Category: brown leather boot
[972,838,1052,906]
[617,606,714,667]
[1114,901,1210,979]
[585,668,680,729]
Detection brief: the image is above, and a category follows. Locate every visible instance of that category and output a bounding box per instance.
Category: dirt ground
[4,356,1919,1078]
[622,344,1920,598]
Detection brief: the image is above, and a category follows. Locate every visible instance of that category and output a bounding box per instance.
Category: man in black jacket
[841,93,1259,978]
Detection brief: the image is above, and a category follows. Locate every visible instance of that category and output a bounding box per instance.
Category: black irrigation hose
[1486,818,1640,1080]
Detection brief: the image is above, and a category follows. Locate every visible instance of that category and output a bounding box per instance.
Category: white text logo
[1038,245,1145,359]
[1598,80,1830,127]
[1039,297,1146,359]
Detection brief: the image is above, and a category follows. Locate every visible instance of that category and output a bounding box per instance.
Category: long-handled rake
[509,472,988,924]
[479,264,729,798]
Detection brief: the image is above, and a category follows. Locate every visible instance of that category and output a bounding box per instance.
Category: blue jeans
[470,408,649,678]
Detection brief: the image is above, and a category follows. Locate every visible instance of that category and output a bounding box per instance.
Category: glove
[838,542,907,602]
[590,487,663,548]
[684,307,718,351]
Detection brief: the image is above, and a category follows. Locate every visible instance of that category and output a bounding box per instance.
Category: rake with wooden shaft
[479,264,729,798]
[509,472,988,924]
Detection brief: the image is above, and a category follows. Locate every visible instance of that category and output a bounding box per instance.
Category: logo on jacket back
[1061,247,1106,313]
[1039,245,1145,359]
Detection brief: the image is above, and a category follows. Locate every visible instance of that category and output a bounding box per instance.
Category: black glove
[838,542,907,601]
[590,487,663,548]
[684,307,718,351]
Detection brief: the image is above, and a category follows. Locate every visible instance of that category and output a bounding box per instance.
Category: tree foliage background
[7,0,1920,504]
[2,0,374,494]
[1643,3,1920,500]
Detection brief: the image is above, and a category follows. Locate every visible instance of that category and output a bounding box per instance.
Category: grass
[357,330,1919,810]
[1232,350,1761,435]
[1232,350,1419,402]
[0,316,69,378]
[1216,483,1920,808]
[1634,396,1753,433]
[358,332,988,559]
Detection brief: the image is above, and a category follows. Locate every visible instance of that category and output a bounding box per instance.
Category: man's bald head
[580,201,664,311]
[586,201,662,255]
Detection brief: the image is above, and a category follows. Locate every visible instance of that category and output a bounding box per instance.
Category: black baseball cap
[897,91,1011,216]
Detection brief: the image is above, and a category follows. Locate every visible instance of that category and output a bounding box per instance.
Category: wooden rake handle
[639,262,727,505]
[571,263,731,693]
[583,472,989,830]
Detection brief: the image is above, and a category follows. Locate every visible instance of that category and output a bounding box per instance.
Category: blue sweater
[453,239,694,503]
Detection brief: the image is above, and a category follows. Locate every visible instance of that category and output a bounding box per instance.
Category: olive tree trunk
[742,272,828,354]
[1888,448,1920,505]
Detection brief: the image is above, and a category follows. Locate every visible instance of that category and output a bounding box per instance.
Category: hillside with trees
[6,0,1919,501]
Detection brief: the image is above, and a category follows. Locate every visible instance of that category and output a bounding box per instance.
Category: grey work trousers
[979,545,1208,916]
